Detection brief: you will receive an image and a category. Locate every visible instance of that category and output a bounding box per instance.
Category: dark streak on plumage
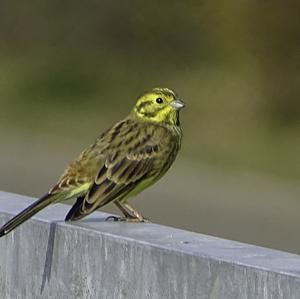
[142,111,157,118]
[97,128,110,140]
[126,161,142,181]
[104,182,116,195]
[152,88,177,99]
[98,182,137,208]
[88,183,99,198]
[137,134,153,148]
[108,151,119,163]
[111,158,127,175]
[175,112,180,126]
[89,178,109,197]
[143,134,152,144]
[134,130,140,138]
[135,159,150,177]
[125,135,135,145]
[84,199,95,210]
[77,178,86,184]
[110,130,119,142]
[118,165,131,180]
[137,100,152,111]
[110,121,126,142]
[145,146,153,154]
[116,140,123,147]
[120,160,138,179]
[97,165,107,180]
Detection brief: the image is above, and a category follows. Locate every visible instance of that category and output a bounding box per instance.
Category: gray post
[0,191,300,299]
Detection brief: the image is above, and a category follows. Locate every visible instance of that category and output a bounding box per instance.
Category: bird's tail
[0,193,59,237]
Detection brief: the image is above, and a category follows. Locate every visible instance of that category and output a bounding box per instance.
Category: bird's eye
[156,98,163,104]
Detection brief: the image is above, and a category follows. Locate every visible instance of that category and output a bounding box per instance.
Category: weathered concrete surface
[0,191,300,299]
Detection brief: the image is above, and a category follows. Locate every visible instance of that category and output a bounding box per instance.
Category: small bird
[0,87,184,237]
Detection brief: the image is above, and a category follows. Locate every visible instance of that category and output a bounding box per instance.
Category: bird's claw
[105,215,121,222]
[105,215,150,222]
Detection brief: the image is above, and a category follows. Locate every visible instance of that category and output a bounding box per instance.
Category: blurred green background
[0,1,299,253]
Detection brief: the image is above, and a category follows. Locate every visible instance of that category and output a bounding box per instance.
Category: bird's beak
[170,99,185,110]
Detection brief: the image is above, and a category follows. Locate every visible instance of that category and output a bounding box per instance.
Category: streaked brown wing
[49,149,104,195]
[65,119,170,220]
[81,143,161,215]
[49,118,138,195]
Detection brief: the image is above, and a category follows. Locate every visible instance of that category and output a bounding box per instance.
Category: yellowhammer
[0,87,184,237]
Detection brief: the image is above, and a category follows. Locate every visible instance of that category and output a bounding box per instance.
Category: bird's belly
[120,176,157,202]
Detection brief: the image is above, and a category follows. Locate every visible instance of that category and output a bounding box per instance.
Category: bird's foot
[105,215,150,222]
[105,215,121,221]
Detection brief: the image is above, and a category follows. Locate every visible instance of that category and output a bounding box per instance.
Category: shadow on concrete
[40,222,58,294]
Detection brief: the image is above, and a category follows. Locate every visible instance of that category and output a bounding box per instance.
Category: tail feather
[0,193,57,237]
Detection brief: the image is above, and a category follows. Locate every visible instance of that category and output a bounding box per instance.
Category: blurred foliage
[0,0,299,179]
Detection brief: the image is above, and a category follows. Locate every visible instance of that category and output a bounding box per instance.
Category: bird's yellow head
[132,88,185,126]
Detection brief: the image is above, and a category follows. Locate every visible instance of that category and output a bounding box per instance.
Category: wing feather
[63,119,176,220]
[79,124,166,216]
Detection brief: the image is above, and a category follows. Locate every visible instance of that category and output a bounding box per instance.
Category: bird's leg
[121,202,146,221]
[114,201,133,218]
[106,201,149,222]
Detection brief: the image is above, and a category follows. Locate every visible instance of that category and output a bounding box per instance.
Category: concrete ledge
[0,191,300,299]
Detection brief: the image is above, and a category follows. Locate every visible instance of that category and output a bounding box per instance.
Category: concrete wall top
[0,191,300,299]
